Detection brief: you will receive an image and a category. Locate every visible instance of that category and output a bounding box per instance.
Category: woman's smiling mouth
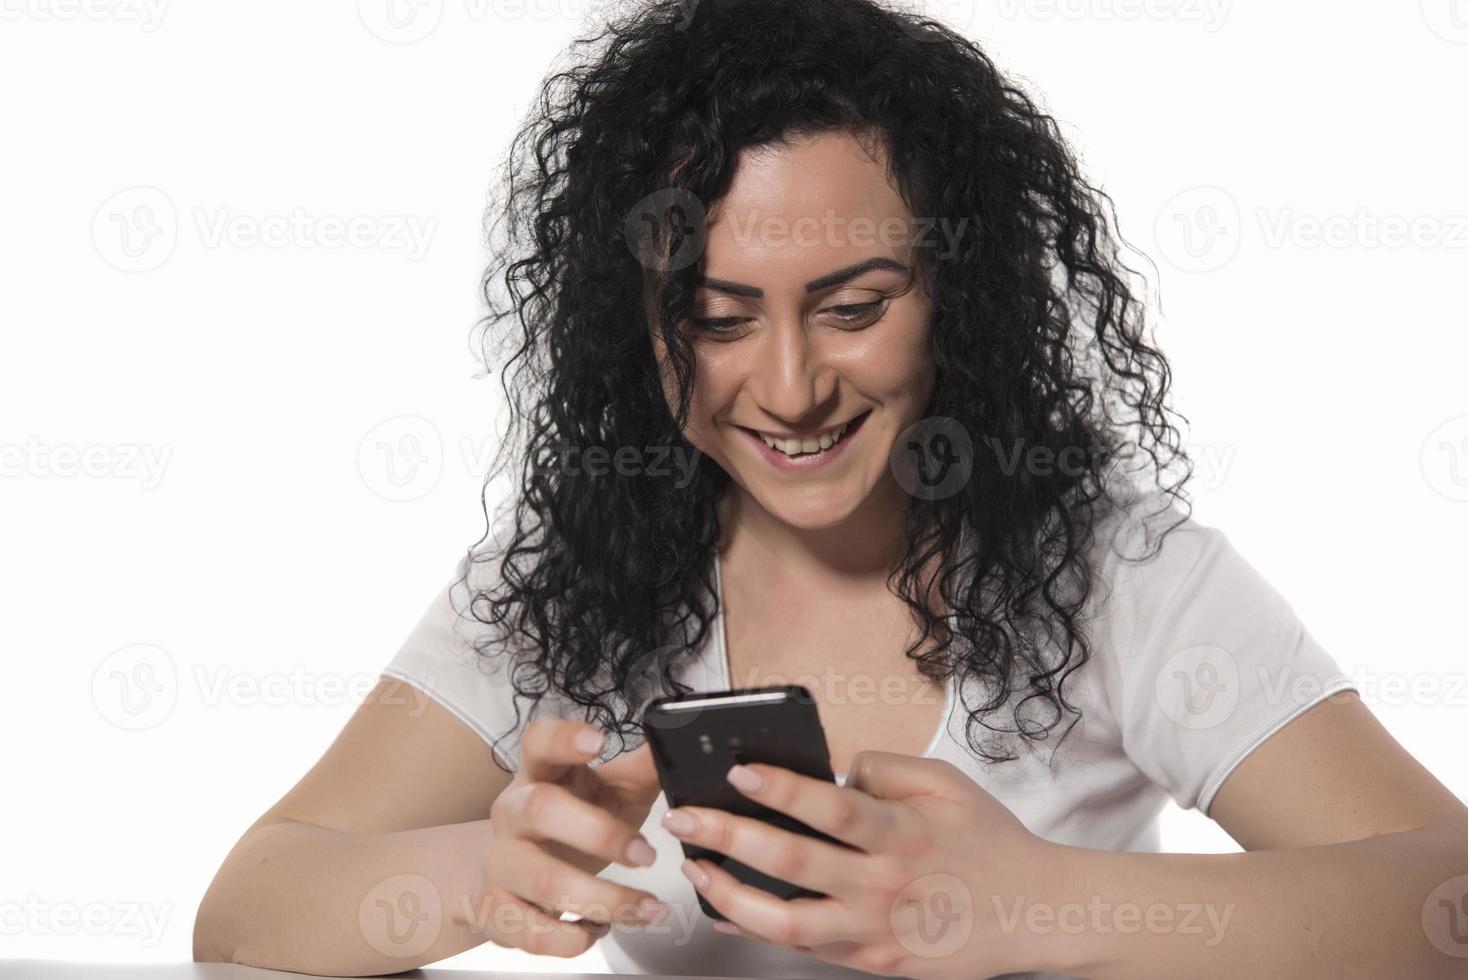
[734,409,872,469]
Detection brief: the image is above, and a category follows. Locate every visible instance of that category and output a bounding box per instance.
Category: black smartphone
[642,684,848,920]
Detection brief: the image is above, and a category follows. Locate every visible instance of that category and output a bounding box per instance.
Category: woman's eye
[689,316,749,333]
[825,299,885,326]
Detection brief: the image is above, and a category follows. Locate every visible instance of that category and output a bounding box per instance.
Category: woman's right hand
[476,716,668,955]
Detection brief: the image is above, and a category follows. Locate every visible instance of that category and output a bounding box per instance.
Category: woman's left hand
[660,750,1056,979]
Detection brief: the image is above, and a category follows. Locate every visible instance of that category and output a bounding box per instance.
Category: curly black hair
[463,0,1193,770]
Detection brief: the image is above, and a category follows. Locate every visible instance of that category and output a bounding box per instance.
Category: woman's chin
[742,479,875,532]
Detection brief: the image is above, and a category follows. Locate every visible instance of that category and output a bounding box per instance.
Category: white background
[3,0,1467,972]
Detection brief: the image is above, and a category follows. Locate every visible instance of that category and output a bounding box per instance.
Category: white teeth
[758,420,852,457]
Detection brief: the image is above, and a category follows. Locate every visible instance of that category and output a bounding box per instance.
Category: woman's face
[654,130,936,532]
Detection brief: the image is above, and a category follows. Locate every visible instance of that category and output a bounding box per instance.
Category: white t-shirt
[381,495,1356,980]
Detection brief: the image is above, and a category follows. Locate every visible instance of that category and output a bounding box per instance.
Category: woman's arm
[192,677,513,975]
[1037,691,1468,979]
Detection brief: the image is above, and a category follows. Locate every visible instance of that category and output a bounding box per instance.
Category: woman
[193,0,1468,977]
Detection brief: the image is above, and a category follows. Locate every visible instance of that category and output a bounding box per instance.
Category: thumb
[846,749,956,800]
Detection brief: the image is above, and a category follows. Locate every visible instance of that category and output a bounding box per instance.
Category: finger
[518,718,606,783]
[724,762,897,853]
[594,741,661,805]
[682,857,859,949]
[661,804,858,895]
[476,885,610,957]
[495,838,668,927]
[494,781,657,869]
[846,750,956,800]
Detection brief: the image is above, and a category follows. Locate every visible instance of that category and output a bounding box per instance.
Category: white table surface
[1,964,733,980]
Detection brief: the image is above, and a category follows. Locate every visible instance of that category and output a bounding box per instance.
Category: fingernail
[661,808,699,836]
[713,920,741,935]
[636,899,669,925]
[726,764,763,793]
[681,858,709,890]
[623,837,657,867]
[574,729,605,754]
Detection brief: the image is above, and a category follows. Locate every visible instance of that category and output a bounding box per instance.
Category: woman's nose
[747,317,837,424]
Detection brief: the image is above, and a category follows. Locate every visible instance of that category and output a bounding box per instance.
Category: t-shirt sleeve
[379,527,535,772]
[1101,502,1357,815]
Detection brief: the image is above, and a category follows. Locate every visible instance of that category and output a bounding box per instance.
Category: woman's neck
[716,479,912,593]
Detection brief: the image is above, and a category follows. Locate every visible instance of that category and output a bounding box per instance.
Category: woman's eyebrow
[696,257,911,299]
